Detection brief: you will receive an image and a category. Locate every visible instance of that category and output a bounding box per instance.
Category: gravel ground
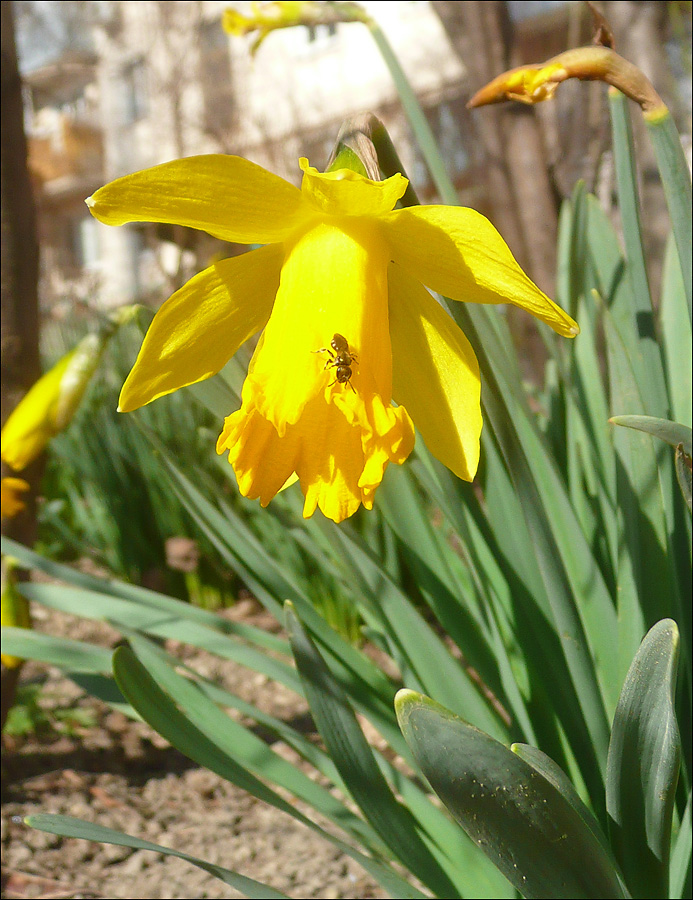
[1,601,390,900]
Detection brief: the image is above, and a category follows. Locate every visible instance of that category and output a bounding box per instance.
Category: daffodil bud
[467,47,666,117]
[0,310,132,474]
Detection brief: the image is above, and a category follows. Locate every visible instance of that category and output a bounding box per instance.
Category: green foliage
[395,690,629,899]
[3,680,98,738]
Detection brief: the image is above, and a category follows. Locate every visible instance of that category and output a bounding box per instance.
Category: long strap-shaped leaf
[125,633,388,856]
[285,602,465,899]
[112,641,430,899]
[608,90,669,419]
[149,426,413,758]
[25,813,290,900]
[607,618,681,899]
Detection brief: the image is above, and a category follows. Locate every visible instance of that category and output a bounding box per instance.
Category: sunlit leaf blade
[602,304,681,679]
[0,626,112,674]
[18,581,298,690]
[608,89,669,418]
[609,416,692,457]
[396,690,629,900]
[285,603,465,900]
[124,633,387,855]
[606,619,681,899]
[645,111,693,325]
[142,421,415,758]
[660,233,692,428]
[326,517,509,742]
[25,814,290,899]
[0,535,263,636]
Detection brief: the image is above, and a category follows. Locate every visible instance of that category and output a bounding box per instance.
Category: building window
[437,102,469,178]
[200,19,234,135]
[121,57,148,125]
[69,215,100,270]
[306,23,337,42]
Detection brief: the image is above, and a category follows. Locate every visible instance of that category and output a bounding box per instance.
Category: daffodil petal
[388,264,482,482]
[217,408,298,506]
[87,155,312,244]
[382,206,579,338]
[299,158,408,217]
[119,244,282,411]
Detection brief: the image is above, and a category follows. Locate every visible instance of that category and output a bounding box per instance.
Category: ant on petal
[314,333,358,391]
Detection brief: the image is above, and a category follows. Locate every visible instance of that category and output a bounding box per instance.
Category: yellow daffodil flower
[0,477,30,519]
[86,156,578,523]
[223,2,357,54]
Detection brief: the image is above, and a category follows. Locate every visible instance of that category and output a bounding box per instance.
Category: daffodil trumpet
[87,154,578,523]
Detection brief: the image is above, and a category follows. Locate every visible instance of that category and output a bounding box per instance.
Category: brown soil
[1,601,390,900]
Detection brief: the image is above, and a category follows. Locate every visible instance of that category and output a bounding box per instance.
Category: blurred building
[24,0,473,309]
[20,1,690,313]
[24,48,104,311]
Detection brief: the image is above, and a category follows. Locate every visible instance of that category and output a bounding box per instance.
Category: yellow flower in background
[223,2,346,53]
[0,477,30,519]
[1,333,107,473]
[1,557,31,669]
[87,155,578,523]
[1,308,136,476]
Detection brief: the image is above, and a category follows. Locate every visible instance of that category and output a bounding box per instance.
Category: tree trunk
[1,0,41,730]
[431,0,558,378]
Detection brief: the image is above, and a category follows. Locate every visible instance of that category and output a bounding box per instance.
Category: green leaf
[396,690,629,900]
[645,110,692,325]
[660,233,692,428]
[606,619,681,899]
[25,814,290,899]
[285,603,467,899]
[326,517,509,742]
[609,416,692,457]
[602,304,682,680]
[608,90,669,418]
[510,743,624,882]
[0,626,113,674]
[113,642,425,899]
[18,582,298,691]
[124,633,386,855]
